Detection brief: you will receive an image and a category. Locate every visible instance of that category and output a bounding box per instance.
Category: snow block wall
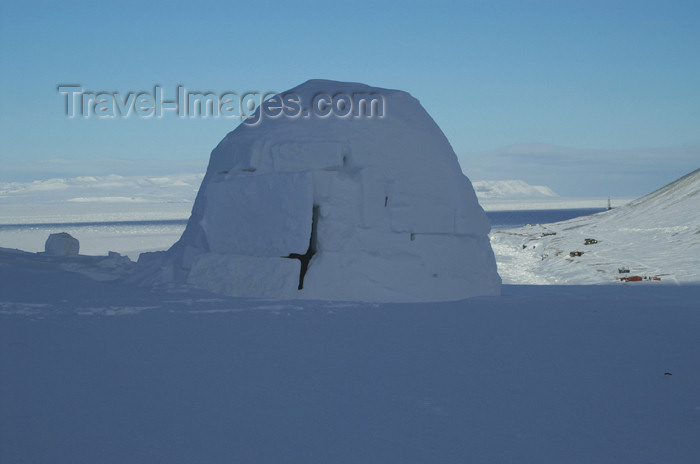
[141,80,501,301]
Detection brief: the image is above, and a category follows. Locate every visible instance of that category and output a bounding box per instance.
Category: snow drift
[138,80,500,301]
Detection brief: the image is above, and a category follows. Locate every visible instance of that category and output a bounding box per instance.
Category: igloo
[140,80,500,302]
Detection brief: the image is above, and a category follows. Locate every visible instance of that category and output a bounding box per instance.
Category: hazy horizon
[2,143,697,198]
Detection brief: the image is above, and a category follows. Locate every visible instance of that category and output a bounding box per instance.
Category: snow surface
[491,168,700,284]
[141,80,500,302]
[2,168,699,463]
[1,247,699,464]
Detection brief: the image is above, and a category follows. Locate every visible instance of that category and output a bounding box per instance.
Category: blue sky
[1,0,698,196]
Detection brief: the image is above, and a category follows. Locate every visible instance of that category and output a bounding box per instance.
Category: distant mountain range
[1,175,557,201]
[0,174,560,224]
[0,174,203,224]
[472,180,558,199]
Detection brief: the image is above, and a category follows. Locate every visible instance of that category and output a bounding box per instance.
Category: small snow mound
[45,232,80,255]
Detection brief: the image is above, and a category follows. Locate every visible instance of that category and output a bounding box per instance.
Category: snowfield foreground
[491,168,700,285]
[1,248,700,464]
[1,167,698,462]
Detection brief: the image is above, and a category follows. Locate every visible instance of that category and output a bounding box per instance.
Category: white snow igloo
[149,80,501,302]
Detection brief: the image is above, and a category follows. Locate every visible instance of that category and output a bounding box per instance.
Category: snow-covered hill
[472,179,558,199]
[491,168,700,284]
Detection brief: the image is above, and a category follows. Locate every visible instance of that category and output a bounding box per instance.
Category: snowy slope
[491,168,700,284]
[2,248,700,464]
